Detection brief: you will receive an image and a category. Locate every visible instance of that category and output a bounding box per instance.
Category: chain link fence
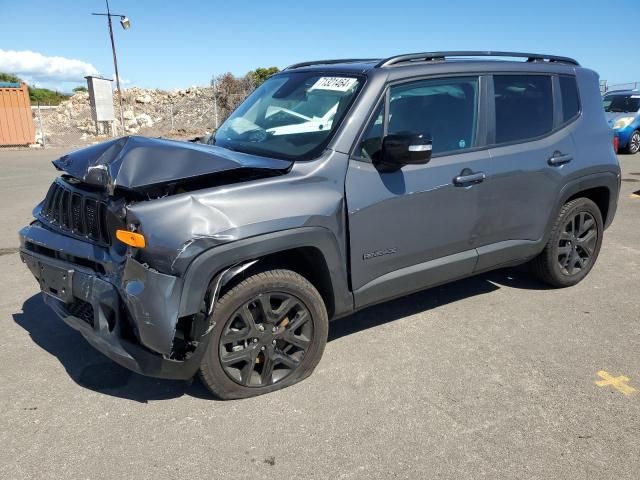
[31,74,254,148]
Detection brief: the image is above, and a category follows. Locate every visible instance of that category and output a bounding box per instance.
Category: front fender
[177,227,354,320]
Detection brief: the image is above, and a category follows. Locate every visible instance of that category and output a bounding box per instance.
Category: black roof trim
[376,51,580,68]
[284,59,377,70]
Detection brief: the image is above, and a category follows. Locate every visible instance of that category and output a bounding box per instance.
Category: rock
[38,81,241,145]
[34,131,47,145]
[135,94,152,104]
[136,113,153,128]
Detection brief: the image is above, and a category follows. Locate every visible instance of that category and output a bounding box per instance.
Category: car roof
[604,90,639,96]
[284,51,581,76]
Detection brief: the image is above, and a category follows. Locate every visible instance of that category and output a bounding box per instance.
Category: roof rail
[376,51,580,68]
[285,58,377,70]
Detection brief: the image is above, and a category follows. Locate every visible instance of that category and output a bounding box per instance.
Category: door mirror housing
[375,133,432,172]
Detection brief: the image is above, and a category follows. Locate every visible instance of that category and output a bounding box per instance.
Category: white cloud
[112,73,132,86]
[0,49,99,85]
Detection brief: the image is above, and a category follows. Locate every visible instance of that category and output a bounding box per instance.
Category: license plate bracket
[24,255,75,303]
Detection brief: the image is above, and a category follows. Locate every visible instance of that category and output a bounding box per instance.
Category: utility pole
[92,0,130,134]
[212,74,219,130]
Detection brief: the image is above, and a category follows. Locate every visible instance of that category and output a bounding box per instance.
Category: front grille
[40,179,111,245]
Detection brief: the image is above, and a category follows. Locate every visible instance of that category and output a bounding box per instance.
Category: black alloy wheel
[556,211,598,276]
[199,269,328,399]
[530,197,603,288]
[219,292,313,387]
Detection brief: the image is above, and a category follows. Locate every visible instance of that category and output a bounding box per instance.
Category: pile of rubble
[116,86,218,136]
[36,85,224,146]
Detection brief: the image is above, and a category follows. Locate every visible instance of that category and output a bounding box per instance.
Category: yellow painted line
[595,371,637,395]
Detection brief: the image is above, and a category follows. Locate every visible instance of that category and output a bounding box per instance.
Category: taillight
[613,135,619,153]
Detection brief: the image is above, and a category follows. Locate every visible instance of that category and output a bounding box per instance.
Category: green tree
[28,87,70,105]
[72,86,88,93]
[248,67,280,87]
[0,72,22,83]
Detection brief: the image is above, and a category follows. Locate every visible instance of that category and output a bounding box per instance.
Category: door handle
[548,152,573,166]
[454,171,486,186]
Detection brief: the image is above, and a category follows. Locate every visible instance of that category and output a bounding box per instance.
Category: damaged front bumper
[19,222,210,380]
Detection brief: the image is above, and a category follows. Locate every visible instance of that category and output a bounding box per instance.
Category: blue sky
[0,0,637,92]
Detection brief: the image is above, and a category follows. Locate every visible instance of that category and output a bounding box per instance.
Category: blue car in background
[603,90,640,154]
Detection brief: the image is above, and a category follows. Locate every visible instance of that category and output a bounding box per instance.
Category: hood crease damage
[52,135,292,193]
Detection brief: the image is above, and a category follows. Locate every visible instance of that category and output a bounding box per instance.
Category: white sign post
[86,76,116,136]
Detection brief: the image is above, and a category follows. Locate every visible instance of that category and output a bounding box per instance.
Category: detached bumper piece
[20,249,205,380]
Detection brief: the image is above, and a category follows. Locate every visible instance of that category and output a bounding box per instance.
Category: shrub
[0,72,22,83]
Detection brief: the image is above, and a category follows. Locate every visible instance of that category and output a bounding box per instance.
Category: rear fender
[544,171,620,243]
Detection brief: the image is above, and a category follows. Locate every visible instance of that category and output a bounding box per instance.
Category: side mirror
[375,133,432,172]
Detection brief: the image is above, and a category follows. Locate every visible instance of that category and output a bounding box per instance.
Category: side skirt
[351,239,544,312]
[353,249,477,310]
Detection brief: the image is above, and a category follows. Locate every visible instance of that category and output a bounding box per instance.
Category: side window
[358,104,384,161]
[559,75,580,122]
[494,75,553,144]
[388,77,478,155]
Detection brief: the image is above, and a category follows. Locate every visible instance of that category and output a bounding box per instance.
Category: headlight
[613,116,635,129]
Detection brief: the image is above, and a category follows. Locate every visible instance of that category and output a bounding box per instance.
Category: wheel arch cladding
[177,227,354,321]
[218,246,337,319]
[550,172,619,237]
[566,186,610,225]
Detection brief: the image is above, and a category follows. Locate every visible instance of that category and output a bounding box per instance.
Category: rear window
[494,75,554,144]
[559,75,580,122]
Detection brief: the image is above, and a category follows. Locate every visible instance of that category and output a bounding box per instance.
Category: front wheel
[530,198,603,288]
[625,130,640,155]
[199,269,328,399]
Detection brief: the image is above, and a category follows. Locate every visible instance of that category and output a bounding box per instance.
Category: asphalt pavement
[0,147,638,480]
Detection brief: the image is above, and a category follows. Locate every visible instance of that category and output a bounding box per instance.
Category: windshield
[213,72,363,160]
[603,94,640,113]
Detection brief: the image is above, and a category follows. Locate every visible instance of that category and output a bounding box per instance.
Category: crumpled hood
[52,135,292,191]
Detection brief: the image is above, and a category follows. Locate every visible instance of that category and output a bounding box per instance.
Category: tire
[199,269,328,399]
[530,198,603,288]
[625,130,640,155]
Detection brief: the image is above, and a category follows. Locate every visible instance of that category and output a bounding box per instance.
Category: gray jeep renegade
[19,52,620,399]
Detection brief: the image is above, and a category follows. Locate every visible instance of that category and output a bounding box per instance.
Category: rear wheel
[199,269,328,399]
[530,198,603,287]
[625,130,640,154]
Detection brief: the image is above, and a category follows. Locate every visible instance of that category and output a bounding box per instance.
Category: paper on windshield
[309,77,357,92]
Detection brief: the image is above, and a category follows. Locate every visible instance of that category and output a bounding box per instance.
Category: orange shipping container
[0,82,35,146]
